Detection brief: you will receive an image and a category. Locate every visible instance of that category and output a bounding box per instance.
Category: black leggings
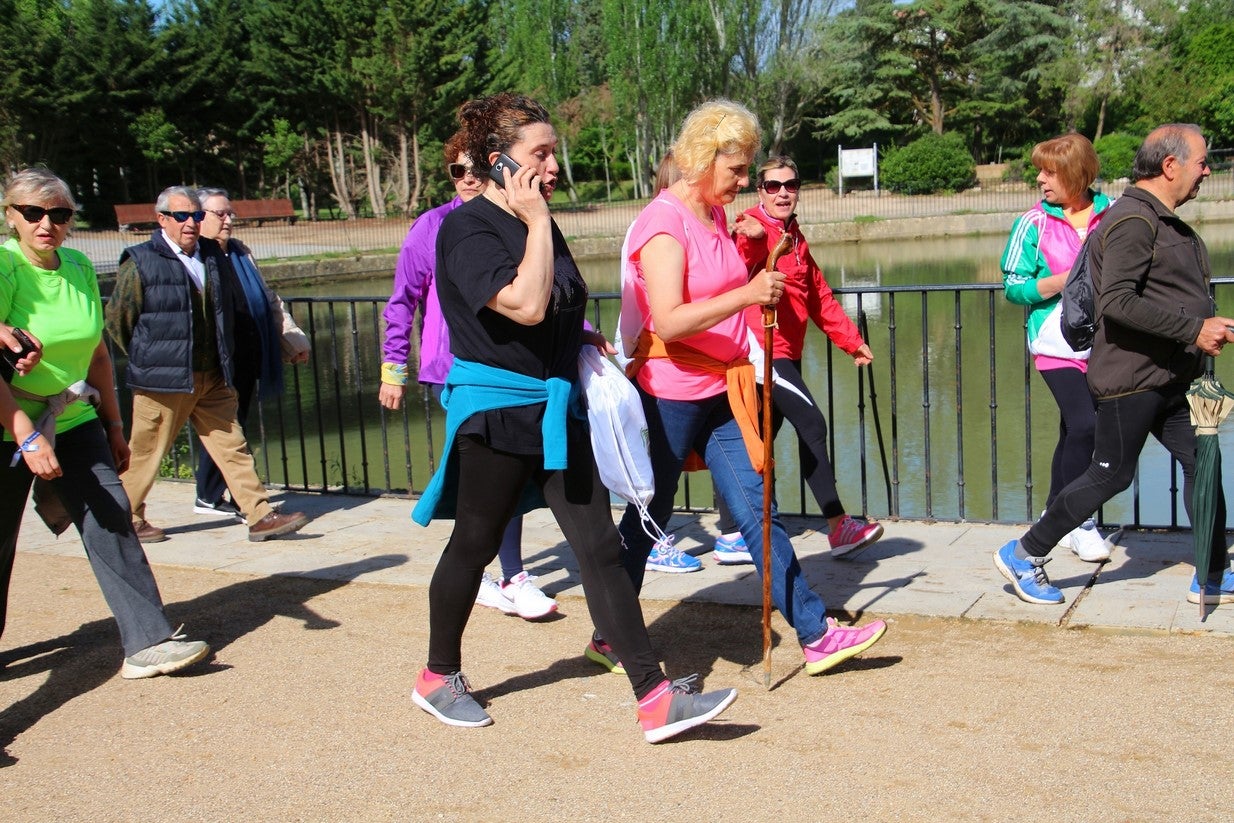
[427,428,665,698]
[1038,367,1098,506]
[717,357,844,531]
[1022,384,1228,576]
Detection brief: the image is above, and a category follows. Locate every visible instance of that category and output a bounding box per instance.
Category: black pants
[0,421,173,655]
[1038,367,1098,506]
[1022,384,1229,576]
[427,427,665,698]
[717,357,845,531]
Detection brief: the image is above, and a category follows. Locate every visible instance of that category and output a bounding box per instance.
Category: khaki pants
[121,370,273,524]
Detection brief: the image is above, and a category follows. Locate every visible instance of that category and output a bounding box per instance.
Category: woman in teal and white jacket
[1002,133,1113,562]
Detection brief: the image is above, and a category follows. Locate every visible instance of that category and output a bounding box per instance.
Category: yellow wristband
[381,362,408,386]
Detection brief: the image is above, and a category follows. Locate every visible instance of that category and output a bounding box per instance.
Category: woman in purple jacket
[380,131,556,620]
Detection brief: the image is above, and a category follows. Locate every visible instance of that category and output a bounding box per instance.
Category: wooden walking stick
[760,219,796,688]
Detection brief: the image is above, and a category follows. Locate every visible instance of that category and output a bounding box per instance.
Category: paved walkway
[17,479,1232,636]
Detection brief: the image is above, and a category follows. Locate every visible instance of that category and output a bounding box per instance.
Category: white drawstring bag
[578,345,668,544]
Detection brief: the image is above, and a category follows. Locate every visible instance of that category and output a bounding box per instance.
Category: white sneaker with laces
[1064,518,1110,563]
[121,626,210,679]
[501,571,558,620]
[474,572,516,614]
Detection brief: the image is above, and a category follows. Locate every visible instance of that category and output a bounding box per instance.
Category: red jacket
[734,206,864,360]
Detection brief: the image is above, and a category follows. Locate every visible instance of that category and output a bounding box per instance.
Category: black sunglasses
[159,210,207,223]
[760,179,801,194]
[10,204,75,226]
[447,163,479,180]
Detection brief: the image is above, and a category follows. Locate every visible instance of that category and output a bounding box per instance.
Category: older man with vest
[106,185,308,542]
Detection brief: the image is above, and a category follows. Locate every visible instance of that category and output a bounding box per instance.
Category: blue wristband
[19,431,42,453]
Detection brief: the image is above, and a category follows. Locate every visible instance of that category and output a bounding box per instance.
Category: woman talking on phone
[0,168,208,678]
[410,94,737,743]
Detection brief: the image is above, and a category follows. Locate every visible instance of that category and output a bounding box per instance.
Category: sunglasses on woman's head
[760,179,801,194]
[159,210,207,223]
[10,204,74,225]
[447,163,480,180]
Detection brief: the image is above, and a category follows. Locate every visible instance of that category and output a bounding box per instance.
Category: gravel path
[2,552,1229,822]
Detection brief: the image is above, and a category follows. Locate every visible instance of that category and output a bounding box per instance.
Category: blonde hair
[670,100,761,183]
[2,167,78,211]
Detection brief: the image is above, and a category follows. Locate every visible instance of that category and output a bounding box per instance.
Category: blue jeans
[618,389,828,645]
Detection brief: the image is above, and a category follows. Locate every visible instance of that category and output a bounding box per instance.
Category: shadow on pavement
[0,554,405,768]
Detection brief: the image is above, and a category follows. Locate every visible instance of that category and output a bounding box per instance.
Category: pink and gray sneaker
[802,617,887,675]
[828,514,884,558]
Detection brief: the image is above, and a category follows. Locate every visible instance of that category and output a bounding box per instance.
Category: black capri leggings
[426,425,665,698]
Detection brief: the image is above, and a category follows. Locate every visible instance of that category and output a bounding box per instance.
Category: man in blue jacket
[106,186,308,543]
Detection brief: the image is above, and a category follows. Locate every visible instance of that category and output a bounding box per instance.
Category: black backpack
[1059,236,1097,351]
[1059,215,1157,352]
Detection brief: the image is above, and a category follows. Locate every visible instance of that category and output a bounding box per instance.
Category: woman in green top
[0,167,209,679]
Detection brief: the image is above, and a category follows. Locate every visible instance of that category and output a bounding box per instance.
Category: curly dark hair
[443,130,468,167]
[457,93,552,174]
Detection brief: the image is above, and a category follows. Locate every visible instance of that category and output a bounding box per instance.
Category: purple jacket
[382,196,462,385]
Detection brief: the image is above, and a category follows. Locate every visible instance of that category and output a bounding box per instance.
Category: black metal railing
[135,280,1234,530]
[52,169,1234,276]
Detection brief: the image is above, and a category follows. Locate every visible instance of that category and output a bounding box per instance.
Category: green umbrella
[1186,357,1234,619]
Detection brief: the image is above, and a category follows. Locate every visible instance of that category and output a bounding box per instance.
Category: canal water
[266,226,1234,528]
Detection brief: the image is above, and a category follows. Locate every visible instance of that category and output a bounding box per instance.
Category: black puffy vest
[120,234,234,392]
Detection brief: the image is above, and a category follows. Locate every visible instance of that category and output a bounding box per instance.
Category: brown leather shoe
[248,510,309,542]
[133,519,167,543]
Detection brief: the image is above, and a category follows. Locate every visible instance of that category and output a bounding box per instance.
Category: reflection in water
[270,228,1234,528]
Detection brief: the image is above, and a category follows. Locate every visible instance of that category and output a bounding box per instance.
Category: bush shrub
[880,133,976,194]
[1093,132,1140,181]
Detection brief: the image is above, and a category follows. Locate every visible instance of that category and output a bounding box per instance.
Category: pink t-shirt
[625,191,750,400]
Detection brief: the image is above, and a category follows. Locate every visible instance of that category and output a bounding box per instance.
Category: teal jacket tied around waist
[411,358,580,526]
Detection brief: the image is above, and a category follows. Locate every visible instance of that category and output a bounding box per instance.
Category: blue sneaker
[1187,569,1234,605]
[713,533,753,565]
[993,540,1064,605]
[645,536,702,573]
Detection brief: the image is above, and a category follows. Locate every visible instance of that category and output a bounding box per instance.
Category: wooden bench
[114,197,297,230]
[113,203,158,232]
[232,198,297,226]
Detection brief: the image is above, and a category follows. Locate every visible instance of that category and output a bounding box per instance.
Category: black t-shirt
[435,195,588,454]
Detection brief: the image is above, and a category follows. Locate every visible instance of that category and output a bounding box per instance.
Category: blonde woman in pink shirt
[587,100,887,678]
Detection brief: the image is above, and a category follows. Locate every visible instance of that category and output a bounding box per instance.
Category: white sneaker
[1063,518,1110,563]
[475,572,516,614]
[501,571,558,620]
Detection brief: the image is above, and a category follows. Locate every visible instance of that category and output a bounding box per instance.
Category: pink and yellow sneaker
[803,617,887,675]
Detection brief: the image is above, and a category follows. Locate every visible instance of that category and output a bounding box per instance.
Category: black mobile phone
[0,328,39,382]
[489,153,521,188]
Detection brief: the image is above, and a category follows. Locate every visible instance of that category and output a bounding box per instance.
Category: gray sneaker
[412,670,492,728]
[121,629,210,679]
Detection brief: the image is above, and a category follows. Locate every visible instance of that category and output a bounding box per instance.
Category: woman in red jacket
[714,155,882,562]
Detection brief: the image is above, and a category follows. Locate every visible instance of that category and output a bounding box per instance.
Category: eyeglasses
[760,179,801,194]
[447,163,480,180]
[159,210,207,223]
[204,208,235,220]
[10,204,75,226]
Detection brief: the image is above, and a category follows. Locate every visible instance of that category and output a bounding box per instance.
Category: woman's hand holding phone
[490,153,549,226]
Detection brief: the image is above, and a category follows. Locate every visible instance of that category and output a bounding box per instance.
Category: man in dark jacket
[106,186,308,543]
[995,124,1234,606]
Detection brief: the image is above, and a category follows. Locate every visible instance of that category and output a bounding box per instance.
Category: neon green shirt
[0,238,103,437]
